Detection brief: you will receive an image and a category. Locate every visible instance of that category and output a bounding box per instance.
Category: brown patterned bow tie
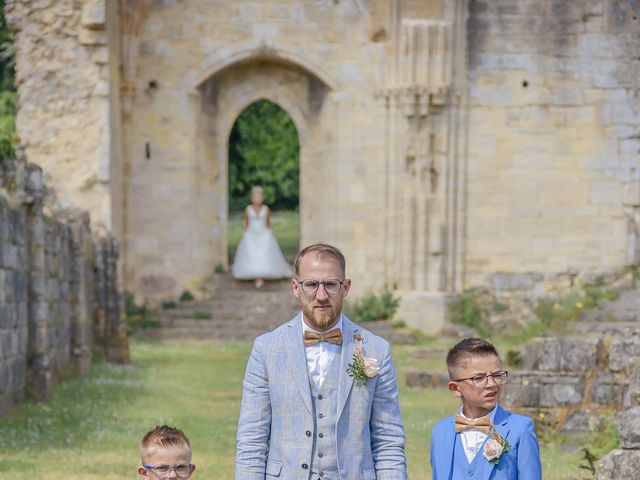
[454,415,492,434]
[303,328,342,347]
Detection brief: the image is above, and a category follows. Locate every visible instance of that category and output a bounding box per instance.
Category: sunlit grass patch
[0,339,602,479]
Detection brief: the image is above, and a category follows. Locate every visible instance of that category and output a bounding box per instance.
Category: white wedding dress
[232,205,293,279]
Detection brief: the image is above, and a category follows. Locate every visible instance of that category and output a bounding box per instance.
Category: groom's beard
[302,302,340,331]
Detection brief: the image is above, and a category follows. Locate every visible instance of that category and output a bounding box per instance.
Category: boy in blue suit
[430,338,541,480]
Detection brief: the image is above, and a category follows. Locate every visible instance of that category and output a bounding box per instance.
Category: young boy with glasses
[430,338,541,480]
[138,425,196,479]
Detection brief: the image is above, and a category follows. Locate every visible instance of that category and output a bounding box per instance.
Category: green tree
[228,99,299,211]
[0,0,16,160]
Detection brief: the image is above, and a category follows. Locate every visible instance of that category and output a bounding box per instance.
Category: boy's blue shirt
[430,404,542,480]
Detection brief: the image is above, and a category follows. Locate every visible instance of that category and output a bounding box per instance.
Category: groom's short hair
[294,243,346,277]
[446,338,500,378]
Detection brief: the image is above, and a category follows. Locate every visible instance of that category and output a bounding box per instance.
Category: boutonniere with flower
[346,334,380,386]
[483,427,511,464]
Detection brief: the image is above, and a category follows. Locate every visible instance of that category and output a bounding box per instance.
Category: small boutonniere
[346,333,380,386]
[483,427,511,464]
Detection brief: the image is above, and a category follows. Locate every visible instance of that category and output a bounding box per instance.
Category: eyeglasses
[296,279,345,296]
[452,371,509,389]
[143,464,194,478]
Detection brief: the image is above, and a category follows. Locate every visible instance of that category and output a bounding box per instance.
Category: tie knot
[304,328,342,347]
[454,415,493,434]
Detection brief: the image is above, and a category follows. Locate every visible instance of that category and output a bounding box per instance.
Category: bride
[231,186,293,288]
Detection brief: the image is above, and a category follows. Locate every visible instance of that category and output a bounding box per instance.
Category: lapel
[438,416,457,480]
[336,315,360,419]
[479,404,511,480]
[284,314,313,414]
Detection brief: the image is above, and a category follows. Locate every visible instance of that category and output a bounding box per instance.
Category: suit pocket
[266,460,282,477]
[362,466,376,480]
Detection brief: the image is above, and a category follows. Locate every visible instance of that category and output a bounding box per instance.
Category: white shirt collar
[301,312,344,334]
[459,404,498,423]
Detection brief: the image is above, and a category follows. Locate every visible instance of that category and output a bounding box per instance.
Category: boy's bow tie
[454,415,492,434]
[303,328,342,347]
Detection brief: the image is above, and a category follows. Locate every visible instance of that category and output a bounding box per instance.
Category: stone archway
[226,99,301,262]
[193,57,333,270]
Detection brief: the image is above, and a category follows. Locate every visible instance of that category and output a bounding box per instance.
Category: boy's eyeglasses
[296,279,345,295]
[453,371,509,389]
[143,463,194,478]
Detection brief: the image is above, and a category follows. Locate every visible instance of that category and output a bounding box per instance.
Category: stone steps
[405,284,640,434]
[138,274,416,344]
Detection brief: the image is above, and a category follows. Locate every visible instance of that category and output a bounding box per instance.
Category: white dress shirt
[458,405,498,463]
[302,313,343,390]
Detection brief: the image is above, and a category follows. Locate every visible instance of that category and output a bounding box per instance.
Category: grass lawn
[228,209,299,263]
[0,339,590,479]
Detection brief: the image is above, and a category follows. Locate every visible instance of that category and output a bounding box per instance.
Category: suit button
[318,452,324,458]
[318,413,324,418]
[318,433,324,438]
[306,430,312,437]
[302,463,308,469]
[318,394,323,399]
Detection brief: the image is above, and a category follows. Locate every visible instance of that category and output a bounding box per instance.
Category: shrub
[348,285,400,323]
[124,291,160,334]
[447,289,488,336]
[192,311,212,320]
[179,290,194,302]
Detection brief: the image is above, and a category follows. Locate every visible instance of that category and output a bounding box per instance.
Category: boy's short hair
[294,243,346,277]
[140,425,191,462]
[446,338,501,378]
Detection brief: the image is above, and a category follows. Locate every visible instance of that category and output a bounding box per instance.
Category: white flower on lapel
[362,356,381,377]
[483,427,511,464]
[346,334,380,386]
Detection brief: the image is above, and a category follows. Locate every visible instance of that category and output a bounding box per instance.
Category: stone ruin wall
[0,158,128,416]
[464,0,640,299]
[4,0,117,232]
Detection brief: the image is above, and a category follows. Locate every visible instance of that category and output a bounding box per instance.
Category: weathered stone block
[595,449,640,480]
[609,337,640,373]
[592,374,627,407]
[503,371,586,408]
[522,337,603,372]
[405,370,449,389]
[562,411,602,436]
[616,407,640,449]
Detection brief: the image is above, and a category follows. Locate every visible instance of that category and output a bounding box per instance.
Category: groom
[235,243,407,479]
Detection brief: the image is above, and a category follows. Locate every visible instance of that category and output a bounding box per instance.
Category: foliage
[0,3,16,161]
[192,311,212,320]
[124,291,160,334]
[214,263,225,274]
[179,290,194,302]
[162,301,176,310]
[578,448,597,476]
[447,289,488,336]
[348,285,400,323]
[505,348,522,367]
[228,100,299,212]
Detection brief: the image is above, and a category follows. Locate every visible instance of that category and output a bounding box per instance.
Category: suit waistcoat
[308,346,342,479]
[452,433,486,480]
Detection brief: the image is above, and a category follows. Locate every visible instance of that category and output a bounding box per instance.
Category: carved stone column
[381,11,467,333]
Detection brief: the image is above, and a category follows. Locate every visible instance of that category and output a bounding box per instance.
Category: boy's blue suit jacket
[235,314,407,480]
[430,404,542,480]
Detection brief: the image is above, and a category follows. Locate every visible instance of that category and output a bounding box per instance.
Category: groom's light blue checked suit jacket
[430,404,542,480]
[235,314,408,480]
